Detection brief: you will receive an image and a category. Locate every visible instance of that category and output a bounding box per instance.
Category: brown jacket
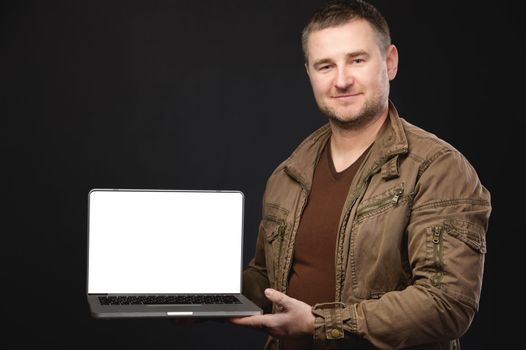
[243,103,491,350]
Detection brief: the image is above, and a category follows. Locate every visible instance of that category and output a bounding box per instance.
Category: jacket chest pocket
[260,218,286,286]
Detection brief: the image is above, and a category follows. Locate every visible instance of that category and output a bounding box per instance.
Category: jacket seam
[418,148,452,176]
[413,198,490,211]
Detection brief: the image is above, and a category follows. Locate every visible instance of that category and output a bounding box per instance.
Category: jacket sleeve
[311,149,491,349]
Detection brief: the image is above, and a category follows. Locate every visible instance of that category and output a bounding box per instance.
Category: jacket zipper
[355,188,404,218]
[273,224,286,273]
[431,226,444,287]
[276,174,309,350]
[334,172,376,301]
[281,169,310,293]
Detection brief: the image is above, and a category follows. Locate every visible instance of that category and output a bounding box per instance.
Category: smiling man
[307,20,395,132]
[232,1,491,349]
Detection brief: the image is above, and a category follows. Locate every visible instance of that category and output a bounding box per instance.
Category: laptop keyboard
[98,295,242,305]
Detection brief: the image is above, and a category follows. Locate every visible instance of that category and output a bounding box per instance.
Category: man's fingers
[229,315,273,329]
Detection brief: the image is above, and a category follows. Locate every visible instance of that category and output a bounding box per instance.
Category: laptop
[87,188,262,318]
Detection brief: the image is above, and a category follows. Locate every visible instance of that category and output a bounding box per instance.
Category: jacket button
[330,328,342,338]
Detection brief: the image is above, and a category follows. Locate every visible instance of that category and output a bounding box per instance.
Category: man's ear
[386,44,399,81]
[304,62,310,77]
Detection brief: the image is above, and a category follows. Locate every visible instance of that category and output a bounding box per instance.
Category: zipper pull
[432,226,442,244]
[392,189,403,204]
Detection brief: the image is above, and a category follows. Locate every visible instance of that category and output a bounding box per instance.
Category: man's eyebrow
[312,58,333,67]
[347,50,369,58]
[312,50,370,67]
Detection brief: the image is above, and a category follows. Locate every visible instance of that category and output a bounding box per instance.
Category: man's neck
[329,108,388,172]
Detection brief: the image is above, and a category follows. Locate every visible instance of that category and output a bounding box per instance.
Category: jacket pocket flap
[260,218,284,242]
[261,202,288,242]
[444,219,487,254]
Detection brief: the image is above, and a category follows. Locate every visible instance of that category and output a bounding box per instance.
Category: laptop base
[88,294,262,318]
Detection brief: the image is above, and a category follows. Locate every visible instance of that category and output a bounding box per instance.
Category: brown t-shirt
[282,141,370,350]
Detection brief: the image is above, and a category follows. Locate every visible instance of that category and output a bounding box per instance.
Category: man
[232,1,491,349]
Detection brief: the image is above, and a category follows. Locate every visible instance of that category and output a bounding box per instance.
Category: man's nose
[334,67,353,90]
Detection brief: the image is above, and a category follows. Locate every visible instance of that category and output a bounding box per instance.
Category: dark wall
[2,1,521,348]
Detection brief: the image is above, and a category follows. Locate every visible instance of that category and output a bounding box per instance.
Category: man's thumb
[264,288,291,309]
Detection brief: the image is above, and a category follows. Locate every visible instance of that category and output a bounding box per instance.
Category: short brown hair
[302,0,391,62]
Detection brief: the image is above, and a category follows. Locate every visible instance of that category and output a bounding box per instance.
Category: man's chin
[321,107,359,125]
[323,109,377,130]
[327,115,362,130]
[320,99,387,130]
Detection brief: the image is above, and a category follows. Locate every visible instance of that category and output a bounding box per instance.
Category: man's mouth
[332,93,361,99]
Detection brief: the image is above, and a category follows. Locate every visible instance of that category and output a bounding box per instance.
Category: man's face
[305,19,398,129]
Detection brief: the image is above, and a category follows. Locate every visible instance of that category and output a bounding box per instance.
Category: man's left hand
[230,288,315,339]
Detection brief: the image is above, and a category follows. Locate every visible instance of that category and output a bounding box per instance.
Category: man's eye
[319,65,331,71]
[353,58,364,64]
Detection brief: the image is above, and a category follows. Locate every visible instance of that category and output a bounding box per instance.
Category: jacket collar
[284,101,409,190]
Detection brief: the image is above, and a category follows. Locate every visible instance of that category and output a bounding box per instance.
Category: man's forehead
[307,19,378,59]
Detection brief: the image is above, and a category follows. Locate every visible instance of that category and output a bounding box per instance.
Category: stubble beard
[318,90,388,131]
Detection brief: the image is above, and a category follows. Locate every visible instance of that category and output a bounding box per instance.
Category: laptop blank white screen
[88,190,243,294]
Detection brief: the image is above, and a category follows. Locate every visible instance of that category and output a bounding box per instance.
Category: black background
[2,1,522,349]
